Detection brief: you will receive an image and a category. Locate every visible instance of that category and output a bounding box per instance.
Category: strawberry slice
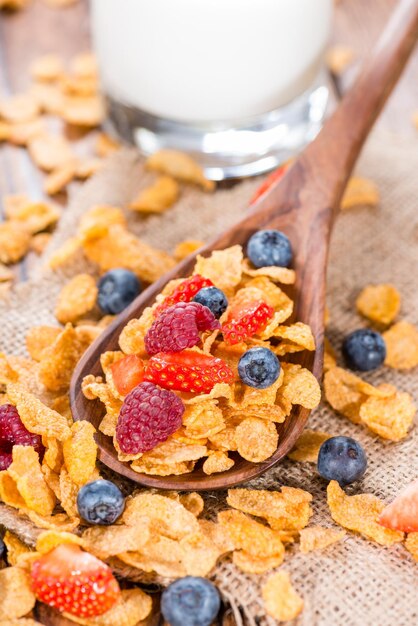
[144,350,235,393]
[378,478,418,533]
[111,354,145,396]
[249,163,289,205]
[30,543,120,618]
[222,300,274,345]
[154,274,214,316]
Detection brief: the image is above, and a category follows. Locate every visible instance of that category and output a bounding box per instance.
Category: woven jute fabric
[0,131,417,626]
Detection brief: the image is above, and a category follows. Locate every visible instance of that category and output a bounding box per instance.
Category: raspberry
[145,302,220,355]
[144,350,235,394]
[222,300,274,345]
[154,275,214,316]
[115,382,184,454]
[0,404,45,470]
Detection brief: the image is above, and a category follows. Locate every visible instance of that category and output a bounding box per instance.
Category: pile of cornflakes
[81,244,321,476]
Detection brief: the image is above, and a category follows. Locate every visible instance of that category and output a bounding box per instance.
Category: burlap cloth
[1,130,418,626]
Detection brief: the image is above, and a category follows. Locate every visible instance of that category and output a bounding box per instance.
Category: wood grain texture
[70,0,418,491]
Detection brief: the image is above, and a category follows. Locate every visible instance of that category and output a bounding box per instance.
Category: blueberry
[318,436,367,486]
[77,479,125,525]
[193,286,228,319]
[161,576,221,626]
[342,328,386,371]
[97,269,141,315]
[238,347,280,389]
[0,536,5,561]
[247,229,292,268]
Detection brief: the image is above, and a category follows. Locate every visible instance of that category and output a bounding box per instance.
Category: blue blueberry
[77,479,125,525]
[317,436,367,486]
[97,269,141,315]
[0,536,5,561]
[238,347,281,389]
[342,328,386,371]
[193,286,228,319]
[161,577,221,626]
[247,229,293,268]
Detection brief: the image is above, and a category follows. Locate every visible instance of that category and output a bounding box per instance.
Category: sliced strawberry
[30,543,120,618]
[154,274,214,316]
[378,478,418,533]
[249,163,289,205]
[144,350,235,393]
[222,300,274,345]
[111,354,145,396]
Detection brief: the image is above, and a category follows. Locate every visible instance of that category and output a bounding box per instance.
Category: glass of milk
[91,0,333,179]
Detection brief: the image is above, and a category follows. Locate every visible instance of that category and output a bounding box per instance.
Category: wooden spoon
[71,0,418,491]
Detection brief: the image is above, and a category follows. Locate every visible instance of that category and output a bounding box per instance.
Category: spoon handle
[300,0,418,222]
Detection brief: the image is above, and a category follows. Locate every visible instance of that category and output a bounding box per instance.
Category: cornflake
[0,93,39,123]
[30,54,64,82]
[359,386,416,441]
[383,321,418,369]
[326,44,354,74]
[233,550,284,574]
[194,246,243,295]
[327,480,404,546]
[62,421,98,486]
[341,176,379,210]
[281,363,321,409]
[55,273,98,324]
[26,325,61,361]
[3,530,32,565]
[242,258,296,285]
[38,324,87,392]
[405,532,418,561]
[8,445,56,516]
[63,589,152,626]
[129,176,180,213]
[272,322,315,355]
[146,149,215,191]
[95,132,121,157]
[218,510,285,558]
[299,525,345,553]
[28,133,74,171]
[61,94,105,127]
[288,429,332,462]
[202,451,234,474]
[356,284,401,326]
[0,567,36,620]
[262,571,304,622]
[30,232,52,254]
[0,222,31,264]
[174,239,204,261]
[235,417,278,462]
[44,162,76,195]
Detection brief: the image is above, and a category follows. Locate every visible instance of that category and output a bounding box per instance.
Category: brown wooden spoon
[71,0,418,491]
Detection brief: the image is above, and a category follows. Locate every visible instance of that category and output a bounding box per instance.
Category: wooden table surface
[0,1,417,625]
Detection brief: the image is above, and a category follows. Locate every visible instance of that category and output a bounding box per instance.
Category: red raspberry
[144,350,235,394]
[222,300,274,345]
[154,275,214,316]
[0,404,45,470]
[145,301,220,355]
[115,382,184,454]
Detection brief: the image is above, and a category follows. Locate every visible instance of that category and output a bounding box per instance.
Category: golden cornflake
[178,492,204,517]
[129,176,180,213]
[38,324,86,392]
[326,44,354,74]
[62,421,97,486]
[30,232,52,255]
[203,451,234,475]
[75,157,103,180]
[59,466,80,517]
[405,532,418,561]
[233,549,284,574]
[194,246,243,295]
[218,510,285,558]
[146,149,215,191]
[227,487,312,531]
[36,530,84,554]
[174,239,205,261]
[272,322,315,355]
[242,258,296,285]
[0,471,26,509]
[55,274,98,324]
[70,52,98,80]
[341,176,379,210]
[0,93,39,123]
[0,223,31,264]
[327,480,404,545]
[6,383,71,440]
[383,320,418,369]
[78,205,126,241]
[48,236,81,269]
[95,132,121,157]
[26,511,79,533]
[262,571,304,622]
[288,429,333,462]
[30,54,64,82]
[0,263,13,282]
[44,163,76,195]
[235,417,278,462]
[3,531,32,566]
[8,445,56,516]
[28,133,74,171]
[299,525,345,553]
[43,436,64,473]
[61,94,105,127]
[180,531,221,576]
[356,284,401,326]
[63,588,152,626]
[26,326,61,361]
[281,362,321,409]
[118,308,154,357]
[8,200,60,234]
[0,567,36,620]
[183,400,225,439]
[8,118,47,146]
[324,337,337,371]
[359,387,416,441]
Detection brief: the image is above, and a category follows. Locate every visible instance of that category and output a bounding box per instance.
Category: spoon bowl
[70,0,418,490]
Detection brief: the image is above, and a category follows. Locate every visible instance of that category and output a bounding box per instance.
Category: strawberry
[249,163,289,205]
[30,543,120,618]
[154,275,214,316]
[111,354,145,396]
[378,478,418,533]
[144,350,235,393]
[222,300,274,345]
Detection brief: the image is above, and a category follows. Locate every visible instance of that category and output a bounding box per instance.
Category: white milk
[91,0,332,124]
